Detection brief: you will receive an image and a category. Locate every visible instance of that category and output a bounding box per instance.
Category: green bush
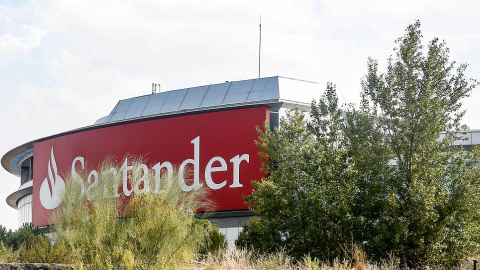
[194,219,227,256]
[0,223,42,250]
[0,223,69,263]
[53,158,217,269]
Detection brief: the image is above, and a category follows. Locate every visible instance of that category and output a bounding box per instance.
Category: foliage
[0,223,69,263]
[53,158,218,269]
[0,159,226,267]
[238,84,358,261]
[0,223,42,250]
[350,20,480,267]
[195,219,228,255]
[236,217,283,254]
[238,20,479,268]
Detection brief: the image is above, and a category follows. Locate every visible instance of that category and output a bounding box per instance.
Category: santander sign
[33,107,269,226]
[39,147,65,210]
[39,136,250,210]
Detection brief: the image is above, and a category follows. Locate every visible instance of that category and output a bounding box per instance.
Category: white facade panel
[17,194,33,227]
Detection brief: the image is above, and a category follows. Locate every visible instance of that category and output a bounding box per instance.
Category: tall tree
[238,20,480,268]
[349,20,480,267]
[237,84,358,261]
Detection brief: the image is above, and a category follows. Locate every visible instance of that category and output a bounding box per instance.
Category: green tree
[238,84,358,261]
[238,20,480,268]
[0,223,68,263]
[349,20,480,267]
[2,223,42,250]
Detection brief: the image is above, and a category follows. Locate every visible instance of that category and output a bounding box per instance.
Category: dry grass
[189,248,480,270]
[188,247,400,270]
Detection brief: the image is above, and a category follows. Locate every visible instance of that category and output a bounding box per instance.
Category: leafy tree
[238,84,358,261]
[238,20,479,268]
[0,225,8,243]
[0,223,69,263]
[0,223,42,250]
[349,20,480,267]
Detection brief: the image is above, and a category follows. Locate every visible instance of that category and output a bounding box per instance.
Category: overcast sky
[1,0,479,230]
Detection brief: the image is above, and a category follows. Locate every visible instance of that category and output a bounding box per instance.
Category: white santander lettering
[229,154,249,188]
[152,161,173,193]
[205,157,227,190]
[63,135,251,203]
[122,157,133,196]
[86,170,98,200]
[178,136,203,191]
[71,156,85,197]
[133,164,149,194]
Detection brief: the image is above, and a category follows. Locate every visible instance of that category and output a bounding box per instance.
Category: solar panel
[95,76,321,124]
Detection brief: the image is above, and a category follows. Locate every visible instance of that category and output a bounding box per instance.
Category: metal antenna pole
[259,15,261,78]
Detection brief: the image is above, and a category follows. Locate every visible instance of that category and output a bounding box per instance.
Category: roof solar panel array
[95,76,319,125]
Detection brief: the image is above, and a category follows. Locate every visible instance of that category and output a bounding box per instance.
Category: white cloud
[1,0,480,230]
[0,24,45,56]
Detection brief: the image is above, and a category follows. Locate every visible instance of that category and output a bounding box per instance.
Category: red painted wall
[32,107,269,226]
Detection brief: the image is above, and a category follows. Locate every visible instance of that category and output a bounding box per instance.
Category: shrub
[53,158,216,269]
[194,219,227,256]
[0,223,69,263]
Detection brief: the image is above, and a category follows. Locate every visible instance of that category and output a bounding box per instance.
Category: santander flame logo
[39,147,65,210]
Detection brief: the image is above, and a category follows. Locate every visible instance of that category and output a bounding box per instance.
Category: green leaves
[241,87,358,262]
[239,20,479,268]
[353,20,480,267]
[53,160,219,269]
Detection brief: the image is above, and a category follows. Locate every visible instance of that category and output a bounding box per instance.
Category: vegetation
[237,20,479,268]
[195,219,228,255]
[191,247,369,270]
[237,87,357,262]
[192,247,479,270]
[350,20,480,267]
[0,223,43,251]
[1,20,479,269]
[0,158,226,269]
[52,158,223,269]
[0,223,68,263]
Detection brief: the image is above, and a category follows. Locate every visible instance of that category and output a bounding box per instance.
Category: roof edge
[6,185,33,209]
[2,101,287,177]
[2,142,34,176]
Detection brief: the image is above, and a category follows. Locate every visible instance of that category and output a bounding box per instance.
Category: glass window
[20,157,33,185]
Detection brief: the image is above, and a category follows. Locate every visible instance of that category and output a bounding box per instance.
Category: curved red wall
[32,107,269,226]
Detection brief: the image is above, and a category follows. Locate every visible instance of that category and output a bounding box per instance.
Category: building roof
[95,76,321,125]
[2,76,322,177]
